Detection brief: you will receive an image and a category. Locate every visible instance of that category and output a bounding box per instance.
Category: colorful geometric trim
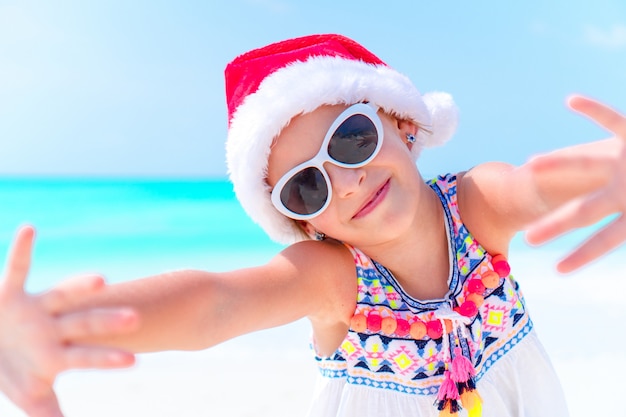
[315,174,533,397]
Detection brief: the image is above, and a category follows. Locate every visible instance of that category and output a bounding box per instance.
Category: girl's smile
[352,178,390,219]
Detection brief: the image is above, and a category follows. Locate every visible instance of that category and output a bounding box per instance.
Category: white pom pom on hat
[225,34,458,245]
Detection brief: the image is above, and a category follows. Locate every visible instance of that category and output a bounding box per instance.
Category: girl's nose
[324,163,365,199]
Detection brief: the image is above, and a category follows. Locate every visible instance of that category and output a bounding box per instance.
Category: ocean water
[0,177,621,292]
[0,177,285,292]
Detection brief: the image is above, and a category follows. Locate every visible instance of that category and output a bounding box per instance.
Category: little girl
[1,34,625,417]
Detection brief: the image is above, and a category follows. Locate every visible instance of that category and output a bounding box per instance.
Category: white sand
[510,248,626,417]
[0,320,318,417]
[1,248,624,416]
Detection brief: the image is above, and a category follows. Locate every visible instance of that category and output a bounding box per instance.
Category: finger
[17,386,64,417]
[525,190,615,245]
[57,308,140,341]
[557,215,626,273]
[63,345,136,370]
[39,274,106,314]
[528,151,612,190]
[568,95,626,138]
[529,149,610,174]
[2,225,36,294]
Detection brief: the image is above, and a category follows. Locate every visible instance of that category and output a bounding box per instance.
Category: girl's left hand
[0,226,139,417]
[525,95,626,273]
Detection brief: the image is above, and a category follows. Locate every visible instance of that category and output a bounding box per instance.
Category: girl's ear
[296,220,316,239]
[397,118,418,150]
[397,118,418,138]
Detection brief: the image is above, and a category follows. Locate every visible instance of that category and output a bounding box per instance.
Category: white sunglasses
[270,103,383,220]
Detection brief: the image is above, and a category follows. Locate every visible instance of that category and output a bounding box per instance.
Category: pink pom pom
[366,314,382,332]
[395,318,410,337]
[492,254,511,277]
[467,279,486,294]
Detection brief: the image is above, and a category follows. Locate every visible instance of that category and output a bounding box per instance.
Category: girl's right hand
[0,226,140,417]
[526,96,626,272]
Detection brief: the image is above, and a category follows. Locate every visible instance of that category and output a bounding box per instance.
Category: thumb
[2,225,36,294]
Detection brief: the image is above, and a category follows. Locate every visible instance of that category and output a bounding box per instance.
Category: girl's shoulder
[276,238,358,309]
[453,162,517,255]
[454,162,514,190]
[281,238,356,271]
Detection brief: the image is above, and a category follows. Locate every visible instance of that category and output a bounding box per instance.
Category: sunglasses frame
[270,102,383,220]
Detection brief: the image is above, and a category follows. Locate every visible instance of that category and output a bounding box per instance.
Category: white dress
[305,174,569,417]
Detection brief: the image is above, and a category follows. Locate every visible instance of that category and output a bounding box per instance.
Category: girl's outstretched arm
[525,96,626,272]
[63,238,355,356]
[1,227,354,415]
[457,96,624,262]
[0,226,139,417]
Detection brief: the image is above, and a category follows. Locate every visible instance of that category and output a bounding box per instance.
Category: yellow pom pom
[461,390,483,417]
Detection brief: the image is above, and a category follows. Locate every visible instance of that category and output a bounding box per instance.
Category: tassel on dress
[435,371,460,417]
[450,347,482,417]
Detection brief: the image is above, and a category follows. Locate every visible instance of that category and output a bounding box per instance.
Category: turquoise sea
[0,177,285,292]
[0,177,620,293]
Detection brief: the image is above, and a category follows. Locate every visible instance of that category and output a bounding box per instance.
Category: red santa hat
[225,34,458,244]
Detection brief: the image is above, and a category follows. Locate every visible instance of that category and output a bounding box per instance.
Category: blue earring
[406,133,416,144]
[314,231,326,241]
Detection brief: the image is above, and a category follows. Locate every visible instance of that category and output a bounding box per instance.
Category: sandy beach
[509,248,626,417]
[1,248,624,417]
[0,319,318,417]
[56,323,318,417]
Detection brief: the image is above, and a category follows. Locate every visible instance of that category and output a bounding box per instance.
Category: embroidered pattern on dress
[315,174,533,396]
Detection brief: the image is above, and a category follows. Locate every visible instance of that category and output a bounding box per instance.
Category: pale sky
[1,0,625,178]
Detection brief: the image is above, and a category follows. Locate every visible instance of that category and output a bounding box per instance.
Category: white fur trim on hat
[226,56,458,245]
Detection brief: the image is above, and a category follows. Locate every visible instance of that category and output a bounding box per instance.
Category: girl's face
[267,104,424,247]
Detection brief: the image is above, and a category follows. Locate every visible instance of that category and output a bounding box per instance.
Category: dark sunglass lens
[328,114,378,164]
[280,167,328,215]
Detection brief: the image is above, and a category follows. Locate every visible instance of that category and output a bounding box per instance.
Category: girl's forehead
[283,104,348,138]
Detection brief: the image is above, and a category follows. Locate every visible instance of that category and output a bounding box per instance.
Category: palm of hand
[0,290,65,416]
[0,226,138,417]
[526,96,626,272]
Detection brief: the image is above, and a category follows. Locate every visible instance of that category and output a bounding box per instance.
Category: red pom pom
[459,301,478,317]
[426,320,444,339]
[366,314,382,332]
[492,254,511,277]
[395,318,410,337]
[467,279,486,294]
